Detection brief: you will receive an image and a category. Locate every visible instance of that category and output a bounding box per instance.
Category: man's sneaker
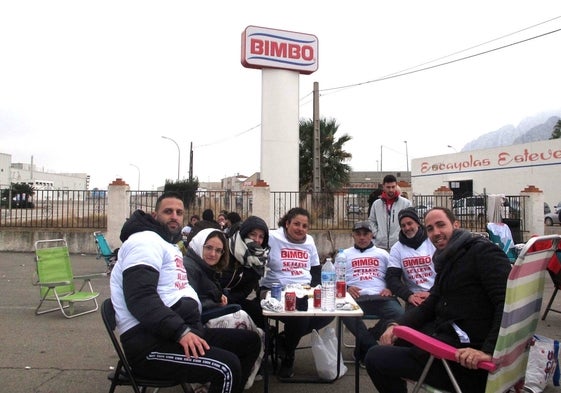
[279,356,294,378]
[352,350,366,369]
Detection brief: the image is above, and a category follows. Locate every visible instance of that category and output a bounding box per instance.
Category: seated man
[364,207,511,393]
[341,221,405,362]
[387,208,436,308]
[110,191,260,393]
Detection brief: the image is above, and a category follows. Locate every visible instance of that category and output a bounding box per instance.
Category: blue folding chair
[93,231,118,273]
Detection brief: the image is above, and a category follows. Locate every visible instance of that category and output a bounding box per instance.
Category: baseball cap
[352,221,373,232]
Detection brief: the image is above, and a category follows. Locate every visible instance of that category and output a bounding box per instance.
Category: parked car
[347,204,363,215]
[544,212,561,226]
[452,196,486,218]
[414,204,430,218]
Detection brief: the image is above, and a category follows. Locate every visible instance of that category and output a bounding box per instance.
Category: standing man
[368,174,411,251]
[342,220,405,362]
[364,207,511,393]
[110,191,260,393]
[387,207,436,308]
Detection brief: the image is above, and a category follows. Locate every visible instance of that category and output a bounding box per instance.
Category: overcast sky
[1,1,560,190]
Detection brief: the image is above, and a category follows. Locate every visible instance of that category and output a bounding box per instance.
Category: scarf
[432,229,473,273]
[398,225,428,250]
[230,231,270,277]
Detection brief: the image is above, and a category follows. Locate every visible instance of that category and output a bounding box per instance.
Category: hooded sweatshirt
[110,209,202,339]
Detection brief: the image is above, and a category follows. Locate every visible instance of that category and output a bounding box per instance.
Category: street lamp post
[161,136,181,181]
[130,163,140,191]
[404,140,409,172]
[447,145,458,152]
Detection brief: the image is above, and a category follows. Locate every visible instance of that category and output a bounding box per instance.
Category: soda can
[336,281,346,298]
[271,282,282,301]
[313,286,322,308]
[285,290,296,312]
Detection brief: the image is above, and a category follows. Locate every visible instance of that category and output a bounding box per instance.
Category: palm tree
[550,119,561,139]
[299,117,352,192]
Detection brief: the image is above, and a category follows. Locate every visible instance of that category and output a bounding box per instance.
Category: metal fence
[0,187,527,237]
[127,190,254,224]
[126,190,372,230]
[0,189,107,229]
[412,193,527,241]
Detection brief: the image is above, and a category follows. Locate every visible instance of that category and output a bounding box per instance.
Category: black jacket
[219,259,261,304]
[120,210,203,341]
[396,229,511,354]
[184,247,224,311]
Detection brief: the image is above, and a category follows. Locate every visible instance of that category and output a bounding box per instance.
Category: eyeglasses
[203,245,225,255]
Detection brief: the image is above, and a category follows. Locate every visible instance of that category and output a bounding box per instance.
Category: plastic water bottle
[321,257,336,311]
[335,248,347,298]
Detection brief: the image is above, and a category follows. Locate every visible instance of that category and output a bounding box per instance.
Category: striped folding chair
[394,234,561,393]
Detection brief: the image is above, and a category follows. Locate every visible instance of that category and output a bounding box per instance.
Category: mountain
[461,110,561,152]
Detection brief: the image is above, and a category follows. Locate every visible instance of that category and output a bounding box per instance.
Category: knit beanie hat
[398,207,422,226]
[239,216,269,248]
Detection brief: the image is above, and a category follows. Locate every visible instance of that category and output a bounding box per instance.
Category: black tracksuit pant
[122,326,260,393]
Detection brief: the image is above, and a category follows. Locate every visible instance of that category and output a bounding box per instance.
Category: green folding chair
[33,239,100,318]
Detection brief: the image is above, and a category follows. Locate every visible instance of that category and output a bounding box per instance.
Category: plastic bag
[311,327,347,380]
[524,334,560,393]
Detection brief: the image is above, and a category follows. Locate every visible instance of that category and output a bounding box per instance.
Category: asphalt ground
[1,251,560,393]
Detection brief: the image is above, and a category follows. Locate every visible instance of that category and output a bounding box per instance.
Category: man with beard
[110,191,260,393]
[364,207,511,393]
[387,207,436,308]
[368,174,411,251]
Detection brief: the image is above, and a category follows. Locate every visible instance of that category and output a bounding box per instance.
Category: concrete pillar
[521,185,545,240]
[433,186,454,211]
[335,192,346,226]
[261,69,300,193]
[398,181,412,200]
[107,178,130,248]
[250,180,272,228]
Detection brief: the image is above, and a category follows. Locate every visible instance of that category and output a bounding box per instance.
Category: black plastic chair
[100,299,192,393]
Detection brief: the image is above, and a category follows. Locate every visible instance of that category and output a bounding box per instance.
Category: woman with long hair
[184,228,264,389]
[259,207,333,378]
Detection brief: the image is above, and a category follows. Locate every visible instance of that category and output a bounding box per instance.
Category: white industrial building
[0,153,88,190]
[411,138,561,207]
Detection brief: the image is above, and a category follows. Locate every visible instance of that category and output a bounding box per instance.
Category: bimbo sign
[241,26,318,74]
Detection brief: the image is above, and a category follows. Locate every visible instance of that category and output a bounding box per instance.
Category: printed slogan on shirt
[402,256,433,285]
[351,256,382,280]
[281,248,309,276]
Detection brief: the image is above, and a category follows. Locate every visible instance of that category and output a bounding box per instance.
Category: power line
[321,19,561,94]
[373,16,561,82]
[194,17,561,148]
[193,123,261,149]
